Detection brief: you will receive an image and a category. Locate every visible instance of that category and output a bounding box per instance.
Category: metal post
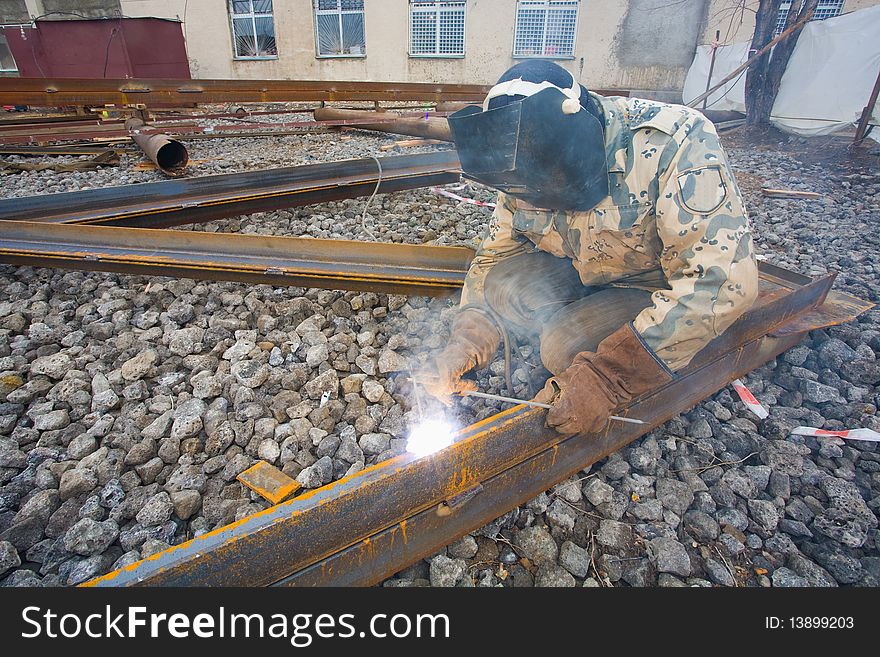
[702,30,721,111]
[855,64,880,145]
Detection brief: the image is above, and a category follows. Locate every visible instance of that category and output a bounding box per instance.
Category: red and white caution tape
[731,379,769,419]
[790,426,880,443]
[430,186,497,208]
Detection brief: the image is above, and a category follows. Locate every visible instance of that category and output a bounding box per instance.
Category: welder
[424,60,759,435]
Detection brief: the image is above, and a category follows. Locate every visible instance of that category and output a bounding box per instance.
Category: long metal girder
[0,77,491,108]
[0,150,461,229]
[83,264,872,586]
[0,221,473,297]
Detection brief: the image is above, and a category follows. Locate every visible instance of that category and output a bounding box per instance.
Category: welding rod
[459,389,645,425]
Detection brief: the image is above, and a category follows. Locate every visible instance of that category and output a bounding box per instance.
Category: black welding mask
[448,87,609,211]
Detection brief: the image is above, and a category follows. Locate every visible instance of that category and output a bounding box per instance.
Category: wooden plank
[762,188,821,199]
[237,461,301,505]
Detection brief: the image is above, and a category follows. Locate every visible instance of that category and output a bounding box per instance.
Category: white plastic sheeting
[682,5,880,138]
[682,42,749,113]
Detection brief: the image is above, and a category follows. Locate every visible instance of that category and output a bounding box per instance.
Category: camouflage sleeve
[631,115,759,372]
[460,192,532,307]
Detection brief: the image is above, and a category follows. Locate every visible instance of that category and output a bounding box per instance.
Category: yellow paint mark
[0,374,23,390]
[400,520,408,544]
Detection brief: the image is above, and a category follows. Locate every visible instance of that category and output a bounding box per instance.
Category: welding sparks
[406,417,457,458]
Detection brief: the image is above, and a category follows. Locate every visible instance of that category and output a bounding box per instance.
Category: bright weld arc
[406,417,458,457]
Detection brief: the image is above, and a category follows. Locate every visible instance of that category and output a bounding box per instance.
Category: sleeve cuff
[628,321,677,378]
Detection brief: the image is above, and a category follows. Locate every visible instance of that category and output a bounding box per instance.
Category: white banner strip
[731,378,769,419]
[430,187,497,208]
[790,426,880,443]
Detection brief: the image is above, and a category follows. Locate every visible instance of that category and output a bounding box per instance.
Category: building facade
[1,1,877,95]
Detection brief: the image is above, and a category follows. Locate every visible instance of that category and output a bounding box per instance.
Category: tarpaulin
[682,5,880,139]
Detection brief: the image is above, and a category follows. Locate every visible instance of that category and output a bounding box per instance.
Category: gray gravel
[1,115,878,587]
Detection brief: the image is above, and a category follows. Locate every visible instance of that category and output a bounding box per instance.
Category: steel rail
[0,150,461,228]
[0,77,491,108]
[83,265,872,587]
[0,220,473,297]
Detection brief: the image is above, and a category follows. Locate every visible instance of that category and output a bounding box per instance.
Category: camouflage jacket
[460,93,759,372]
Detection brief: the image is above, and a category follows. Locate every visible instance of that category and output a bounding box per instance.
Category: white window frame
[513,0,579,60]
[0,33,18,73]
[228,0,278,61]
[409,1,466,59]
[314,0,366,59]
[774,0,845,36]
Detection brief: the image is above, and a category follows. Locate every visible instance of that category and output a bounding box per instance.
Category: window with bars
[315,0,366,57]
[513,0,579,58]
[410,1,466,57]
[0,35,17,72]
[774,0,845,35]
[229,0,277,59]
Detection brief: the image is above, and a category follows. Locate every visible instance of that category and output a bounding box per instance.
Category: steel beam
[0,77,491,108]
[83,267,872,587]
[0,150,460,228]
[0,221,473,297]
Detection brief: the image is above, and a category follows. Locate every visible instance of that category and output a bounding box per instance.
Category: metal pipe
[314,107,453,141]
[125,117,188,176]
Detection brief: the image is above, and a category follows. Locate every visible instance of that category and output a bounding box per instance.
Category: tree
[744,0,818,127]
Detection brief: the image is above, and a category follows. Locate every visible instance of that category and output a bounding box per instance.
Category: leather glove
[422,308,501,406]
[534,323,673,434]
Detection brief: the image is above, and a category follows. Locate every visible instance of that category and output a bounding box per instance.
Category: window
[315,0,366,57]
[229,0,277,59]
[774,1,845,35]
[513,0,579,58]
[0,35,17,73]
[410,1,466,57]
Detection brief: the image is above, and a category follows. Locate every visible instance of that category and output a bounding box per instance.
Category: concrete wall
[40,0,121,18]
[118,0,712,94]
[703,0,878,44]
[0,0,27,24]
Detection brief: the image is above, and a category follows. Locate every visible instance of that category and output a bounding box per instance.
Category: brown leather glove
[534,323,673,434]
[422,308,501,406]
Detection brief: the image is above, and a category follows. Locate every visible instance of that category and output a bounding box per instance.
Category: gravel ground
[0,111,878,587]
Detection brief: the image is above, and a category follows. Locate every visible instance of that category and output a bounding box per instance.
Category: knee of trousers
[483,252,585,334]
[538,288,655,375]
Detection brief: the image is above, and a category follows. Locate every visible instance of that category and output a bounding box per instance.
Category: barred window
[513,0,579,58]
[0,35,17,72]
[410,1,466,57]
[315,0,366,57]
[229,0,277,58]
[775,0,845,35]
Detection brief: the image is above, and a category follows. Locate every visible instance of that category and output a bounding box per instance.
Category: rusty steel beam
[0,150,460,228]
[314,107,453,141]
[0,77,491,108]
[82,265,872,587]
[0,221,473,297]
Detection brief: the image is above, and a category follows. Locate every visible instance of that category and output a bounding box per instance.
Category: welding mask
[448,87,609,211]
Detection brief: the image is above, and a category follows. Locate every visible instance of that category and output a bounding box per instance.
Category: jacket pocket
[511,206,569,258]
[578,203,659,278]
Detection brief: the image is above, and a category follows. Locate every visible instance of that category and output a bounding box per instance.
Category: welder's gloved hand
[422,308,501,406]
[534,323,673,435]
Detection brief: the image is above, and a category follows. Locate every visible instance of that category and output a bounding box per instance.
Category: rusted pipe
[314,107,452,141]
[125,117,188,175]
